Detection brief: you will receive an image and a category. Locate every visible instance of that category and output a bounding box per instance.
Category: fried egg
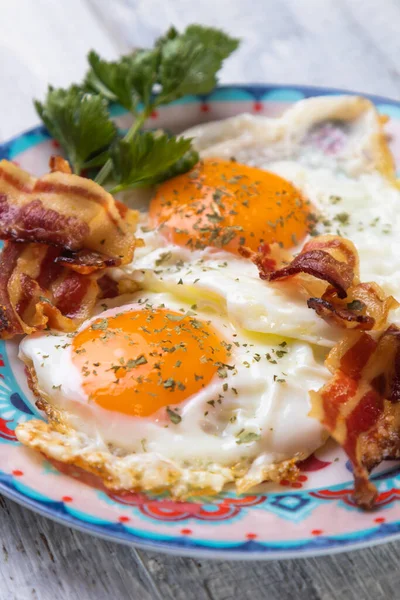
[117,95,400,347]
[120,160,339,347]
[18,291,328,496]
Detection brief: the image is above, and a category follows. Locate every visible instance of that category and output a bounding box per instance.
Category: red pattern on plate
[107,491,266,522]
[297,454,332,472]
[311,488,400,508]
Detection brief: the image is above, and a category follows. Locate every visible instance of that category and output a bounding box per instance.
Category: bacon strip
[0,158,139,339]
[0,195,89,249]
[250,235,357,298]
[239,243,292,278]
[0,243,27,336]
[307,297,375,329]
[268,248,353,298]
[55,250,121,274]
[0,159,137,262]
[247,235,397,331]
[311,282,399,331]
[0,242,100,337]
[311,326,400,508]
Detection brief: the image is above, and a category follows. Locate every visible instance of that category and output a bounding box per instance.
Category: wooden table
[1,1,400,598]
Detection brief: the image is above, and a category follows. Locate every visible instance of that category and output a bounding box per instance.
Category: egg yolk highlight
[150,159,314,253]
[72,307,230,417]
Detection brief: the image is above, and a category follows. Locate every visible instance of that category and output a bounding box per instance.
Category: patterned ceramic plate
[2,85,400,560]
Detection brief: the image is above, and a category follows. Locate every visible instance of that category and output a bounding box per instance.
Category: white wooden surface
[1,1,400,598]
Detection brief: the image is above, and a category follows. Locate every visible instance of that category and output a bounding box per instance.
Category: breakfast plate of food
[1,24,400,559]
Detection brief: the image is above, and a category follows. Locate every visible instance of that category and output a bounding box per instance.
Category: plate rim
[1,82,399,151]
[1,82,400,560]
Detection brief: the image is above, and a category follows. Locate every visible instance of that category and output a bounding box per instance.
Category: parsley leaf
[236,431,261,445]
[347,300,365,311]
[91,318,109,331]
[156,148,200,183]
[125,50,161,109]
[166,407,182,424]
[86,49,160,112]
[86,52,137,111]
[109,132,195,193]
[156,26,239,104]
[126,355,148,369]
[34,86,116,175]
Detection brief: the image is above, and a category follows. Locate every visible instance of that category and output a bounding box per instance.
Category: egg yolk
[150,159,315,253]
[72,307,230,417]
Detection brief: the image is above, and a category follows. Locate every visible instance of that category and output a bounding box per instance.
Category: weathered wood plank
[0,496,161,600]
[138,544,400,600]
[2,493,400,600]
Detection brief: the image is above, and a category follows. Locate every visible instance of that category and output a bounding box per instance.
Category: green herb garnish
[166,406,182,424]
[236,430,261,445]
[347,300,365,311]
[125,355,148,369]
[34,24,239,192]
[35,87,116,175]
[109,132,193,193]
[91,318,109,331]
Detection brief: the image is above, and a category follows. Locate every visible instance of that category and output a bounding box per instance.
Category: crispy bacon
[307,297,375,329]
[0,242,99,338]
[309,282,399,331]
[55,250,121,274]
[311,326,400,508]
[0,158,139,339]
[0,243,27,336]
[0,195,89,249]
[244,233,400,507]
[251,235,357,298]
[0,159,137,261]
[269,248,354,298]
[247,235,397,331]
[49,155,72,174]
[97,274,119,299]
[239,243,292,278]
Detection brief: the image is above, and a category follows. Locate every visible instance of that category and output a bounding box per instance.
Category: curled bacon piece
[55,250,121,275]
[250,235,357,298]
[311,326,400,508]
[0,158,138,339]
[307,297,375,329]
[0,195,89,249]
[247,235,397,331]
[0,242,99,336]
[269,248,354,299]
[0,159,137,260]
[238,243,292,278]
[309,282,399,331]
[49,156,72,174]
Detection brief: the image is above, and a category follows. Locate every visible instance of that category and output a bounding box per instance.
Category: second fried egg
[118,96,400,348]
[19,291,328,491]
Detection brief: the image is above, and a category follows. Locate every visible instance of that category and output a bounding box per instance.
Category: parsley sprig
[35,87,117,176]
[34,25,239,193]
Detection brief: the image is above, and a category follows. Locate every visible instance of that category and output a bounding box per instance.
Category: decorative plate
[2,85,400,560]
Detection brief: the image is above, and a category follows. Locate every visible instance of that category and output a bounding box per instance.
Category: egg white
[114,220,342,348]
[19,292,328,473]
